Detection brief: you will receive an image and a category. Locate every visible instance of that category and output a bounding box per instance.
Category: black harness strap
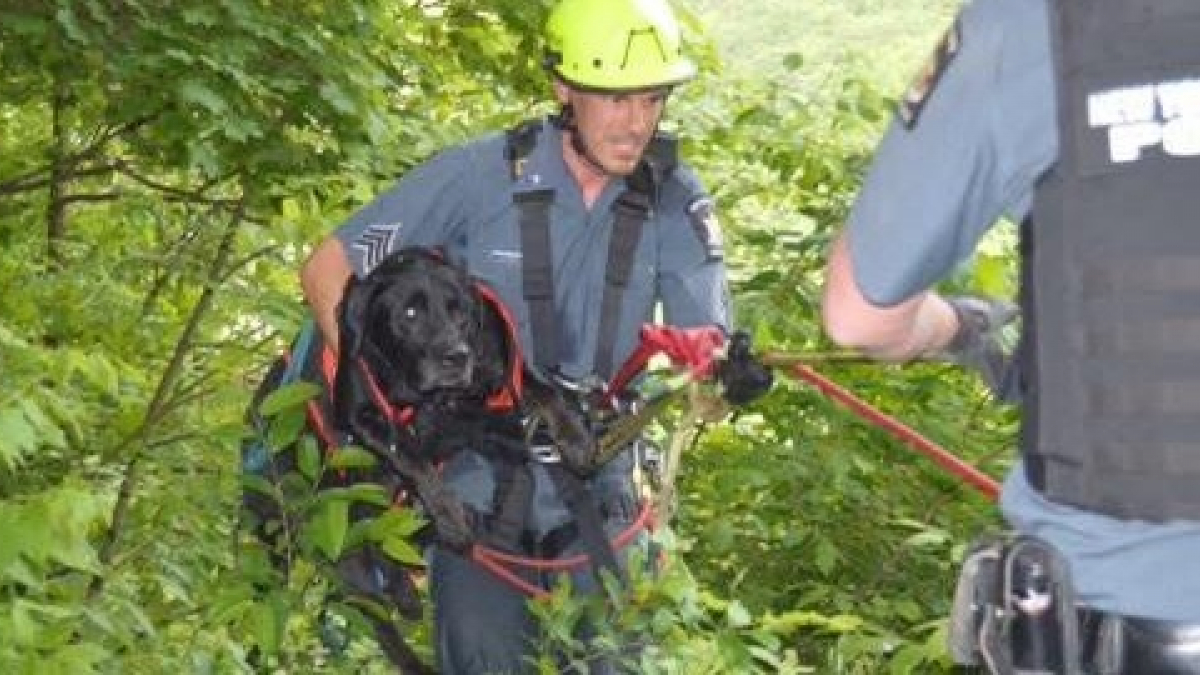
[592,139,674,378]
[544,463,625,586]
[515,189,560,369]
[593,188,651,380]
[481,438,537,552]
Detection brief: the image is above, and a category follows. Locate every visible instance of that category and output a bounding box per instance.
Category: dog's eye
[403,306,419,320]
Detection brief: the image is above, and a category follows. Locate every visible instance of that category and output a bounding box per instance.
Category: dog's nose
[441,344,469,370]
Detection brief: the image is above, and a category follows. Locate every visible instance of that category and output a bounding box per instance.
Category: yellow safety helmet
[543,0,697,91]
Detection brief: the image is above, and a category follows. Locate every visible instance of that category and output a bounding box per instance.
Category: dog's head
[332,248,511,448]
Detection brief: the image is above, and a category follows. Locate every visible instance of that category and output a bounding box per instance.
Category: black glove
[716,330,774,406]
[941,295,1020,402]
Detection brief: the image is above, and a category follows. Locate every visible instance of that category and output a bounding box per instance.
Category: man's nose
[617,99,658,130]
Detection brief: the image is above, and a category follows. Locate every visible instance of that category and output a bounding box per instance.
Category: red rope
[789,364,1000,502]
[469,501,656,598]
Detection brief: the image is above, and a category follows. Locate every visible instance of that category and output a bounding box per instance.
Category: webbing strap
[544,463,624,587]
[282,319,317,385]
[594,189,651,380]
[515,189,559,369]
[484,456,535,551]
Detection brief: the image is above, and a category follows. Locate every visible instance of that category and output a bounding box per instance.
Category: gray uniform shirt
[847,0,1200,620]
[333,118,730,534]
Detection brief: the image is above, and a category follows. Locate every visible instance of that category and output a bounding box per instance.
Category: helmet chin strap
[556,103,616,178]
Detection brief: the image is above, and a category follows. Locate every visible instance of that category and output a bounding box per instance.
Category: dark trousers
[429,546,537,674]
[428,544,628,675]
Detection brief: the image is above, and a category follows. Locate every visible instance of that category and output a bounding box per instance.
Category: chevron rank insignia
[353,224,398,270]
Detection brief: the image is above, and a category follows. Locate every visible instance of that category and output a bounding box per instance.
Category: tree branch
[0,112,157,199]
[219,242,286,284]
[0,162,122,198]
[90,198,248,600]
[61,192,120,205]
[0,167,52,197]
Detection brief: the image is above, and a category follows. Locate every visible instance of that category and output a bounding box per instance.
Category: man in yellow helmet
[298,0,772,671]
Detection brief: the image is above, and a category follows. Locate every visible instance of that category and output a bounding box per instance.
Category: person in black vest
[820,0,1200,672]
[299,0,771,671]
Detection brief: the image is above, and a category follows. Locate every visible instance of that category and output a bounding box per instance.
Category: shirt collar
[511,118,625,213]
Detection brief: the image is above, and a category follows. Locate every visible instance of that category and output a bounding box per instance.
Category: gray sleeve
[333,145,478,277]
[657,165,732,330]
[847,0,1057,306]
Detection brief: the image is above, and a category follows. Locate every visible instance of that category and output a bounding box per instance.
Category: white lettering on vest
[1088,78,1200,163]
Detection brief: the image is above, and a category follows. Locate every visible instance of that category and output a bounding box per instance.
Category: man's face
[556,82,669,176]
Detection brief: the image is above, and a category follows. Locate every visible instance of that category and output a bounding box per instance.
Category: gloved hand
[941,295,1020,401]
[715,330,774,406]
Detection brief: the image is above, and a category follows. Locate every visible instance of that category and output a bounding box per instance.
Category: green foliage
[692,0,962,101]
[0,0,1016,672]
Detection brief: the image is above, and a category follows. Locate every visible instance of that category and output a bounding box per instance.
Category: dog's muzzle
[418,342,474,392]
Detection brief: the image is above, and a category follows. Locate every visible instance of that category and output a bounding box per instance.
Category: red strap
[468,500,656,598]
[474,282,525,412]
[790,364,1000,501]
[606,324,727,400]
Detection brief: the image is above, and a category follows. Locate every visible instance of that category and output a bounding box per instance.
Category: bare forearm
[857,292,959,361]
[300,237,353,351]
[821,233,959,361]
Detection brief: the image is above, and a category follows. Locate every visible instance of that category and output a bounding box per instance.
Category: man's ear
[552,78,571,106]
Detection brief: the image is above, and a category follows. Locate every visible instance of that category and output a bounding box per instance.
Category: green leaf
[250,597,283,656]
[326,445,378,470]
[813,537,840,576]
[319,81,356,115]
[378,535,424,567]
[296,436,320,482]
[305,497,348,560]
[18,399,65,450]
[369,508,425,541]
[319,483,391,507]
[259,381,320,417]
[64,351,120,397]
[726,600,752,628]
[9,599,41,647]
[266,406,307,449]
[0,405,36,469]
[177,79,228,114]
[368,508,426,566]
[239,472,278,500]
[54,7,88,44]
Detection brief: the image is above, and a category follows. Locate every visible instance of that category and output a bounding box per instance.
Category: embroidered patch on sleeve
[898,18,962,130]
[686,196,724,261]
[353,223,399,271]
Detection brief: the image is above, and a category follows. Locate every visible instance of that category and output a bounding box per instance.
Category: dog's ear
[333,274,388,448]
[469,287,512,397]
[336,274,371,361]
[332,335,396,451]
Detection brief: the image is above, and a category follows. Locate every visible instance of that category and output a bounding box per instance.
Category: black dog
[332,247,516,461]
[242,247,520,674]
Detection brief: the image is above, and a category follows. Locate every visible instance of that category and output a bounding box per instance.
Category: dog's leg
[522,381,598,474]
[388,452,475,553]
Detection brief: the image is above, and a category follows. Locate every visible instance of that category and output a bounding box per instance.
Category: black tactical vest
[1023,0,1200,520]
